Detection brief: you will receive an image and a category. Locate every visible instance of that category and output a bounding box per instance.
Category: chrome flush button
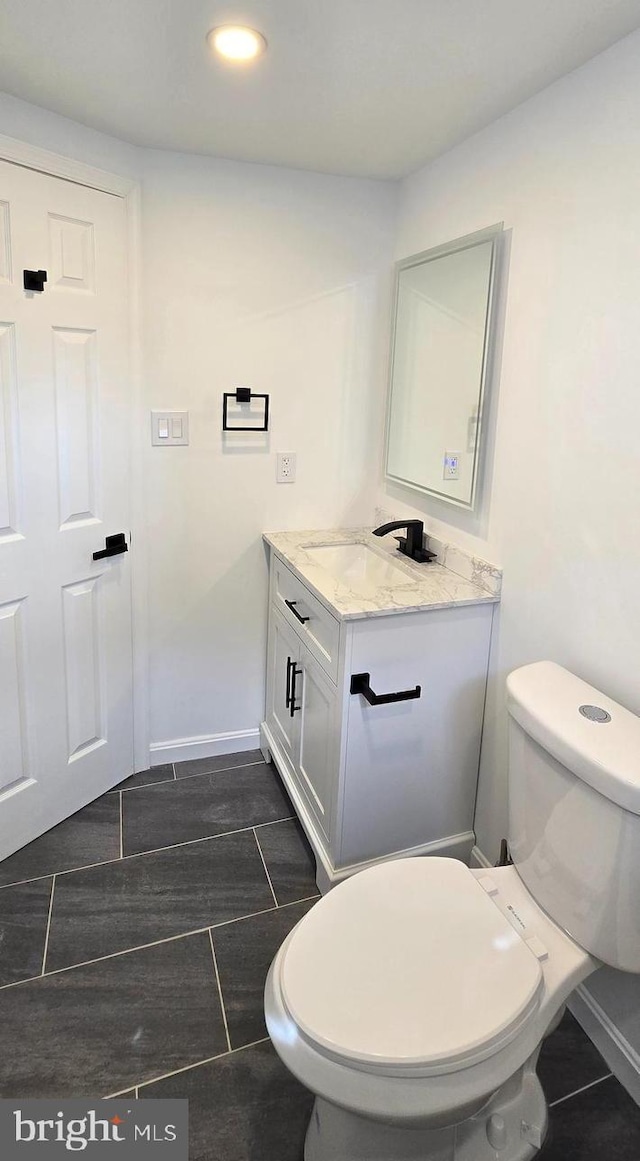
[579,704,612,723]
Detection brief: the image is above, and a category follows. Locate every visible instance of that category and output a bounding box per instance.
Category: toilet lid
[280,858,544,1076]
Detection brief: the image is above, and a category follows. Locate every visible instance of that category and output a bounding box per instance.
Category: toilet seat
[279,857,544,1078]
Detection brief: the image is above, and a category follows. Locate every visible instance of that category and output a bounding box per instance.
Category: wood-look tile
[114,764,175,792]
[0,795,121,887]
[255,818,319,905]
[142,1040,313,1161]
[46,830,274,971]
[213,899,317,1049]
[538,1010,609,1105]
[0,933,227,1098]
[0,878,53,986]
[122,764,293,856]
[542,1075,640,1159]
[174,750,265,780]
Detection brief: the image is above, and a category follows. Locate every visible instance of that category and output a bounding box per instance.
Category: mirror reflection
[385,225,501,509]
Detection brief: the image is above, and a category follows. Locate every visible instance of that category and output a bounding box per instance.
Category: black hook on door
[23,270,48,293]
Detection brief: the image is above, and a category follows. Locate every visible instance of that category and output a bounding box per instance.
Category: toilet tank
[507,661,640,972]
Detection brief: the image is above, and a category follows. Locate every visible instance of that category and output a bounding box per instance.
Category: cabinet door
[266,609,301,766]
[341,604,493,866]
[297,653,337,840]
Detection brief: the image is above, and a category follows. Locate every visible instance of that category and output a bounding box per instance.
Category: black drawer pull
[285,599,310,624]
[350,672,421,706]
[290,663,302,717]
[93,532,128,561]
[285,656,293,709]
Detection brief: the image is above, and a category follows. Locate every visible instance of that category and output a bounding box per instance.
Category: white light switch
[151,411,189,446]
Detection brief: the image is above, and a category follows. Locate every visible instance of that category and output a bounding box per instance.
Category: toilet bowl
[265,857,594,1160]
[265,662,640,1160]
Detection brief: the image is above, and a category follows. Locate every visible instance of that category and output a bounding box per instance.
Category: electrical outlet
[443,451,460,481]
[276,452,297,483]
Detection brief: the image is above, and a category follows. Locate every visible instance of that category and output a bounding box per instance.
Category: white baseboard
[149,728,260,766]
[569,984,640,1106]
[470,844,493,869]
[320,829,476,892]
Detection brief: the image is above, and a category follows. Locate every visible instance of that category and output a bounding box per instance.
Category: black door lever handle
[93,533,128,561]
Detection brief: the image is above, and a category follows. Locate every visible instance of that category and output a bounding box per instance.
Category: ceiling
[1,0,639,179]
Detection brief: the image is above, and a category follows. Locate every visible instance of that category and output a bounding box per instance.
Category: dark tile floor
[0,750,638,1160]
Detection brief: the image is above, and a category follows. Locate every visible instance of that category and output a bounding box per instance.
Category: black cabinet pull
[350,672,421,706]
[285,599,310,624]
[93,532,129,561]
[289,663,303,717]
[285,656,293,709]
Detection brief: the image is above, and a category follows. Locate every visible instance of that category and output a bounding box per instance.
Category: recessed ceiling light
[207,25,267,62]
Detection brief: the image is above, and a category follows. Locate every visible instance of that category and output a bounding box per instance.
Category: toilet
[264,661,640,1160]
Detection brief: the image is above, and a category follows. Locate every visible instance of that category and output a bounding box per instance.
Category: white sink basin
[304,543,413,593]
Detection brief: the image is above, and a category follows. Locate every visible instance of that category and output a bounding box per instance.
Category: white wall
[141,150,397,754]
[0,90,398,759]
[0,91,138,177]
[379,28,640,1069]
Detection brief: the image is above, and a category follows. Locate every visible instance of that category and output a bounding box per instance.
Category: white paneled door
[0,159,134,860]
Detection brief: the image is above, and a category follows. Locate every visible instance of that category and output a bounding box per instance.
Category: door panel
[0,158,134,859]
[0,321,19,538]
[53,326,99,527]
[297,655,336,839]
[0,597,29,793]
[266,609,300,765]
[0,201,10,285]
[49,213,95,293]
[342,606,493,865]
[62,577,106,761]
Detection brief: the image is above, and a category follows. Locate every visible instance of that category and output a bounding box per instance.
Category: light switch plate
[151,411,189,446]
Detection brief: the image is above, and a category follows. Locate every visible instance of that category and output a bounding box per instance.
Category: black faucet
[372,520,437,563]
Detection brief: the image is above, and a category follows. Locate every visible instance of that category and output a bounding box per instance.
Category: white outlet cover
[443,451,460,480]
[276,451,297,483]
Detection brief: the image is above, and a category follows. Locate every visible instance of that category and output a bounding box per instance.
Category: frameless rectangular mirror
[385,223,502,510]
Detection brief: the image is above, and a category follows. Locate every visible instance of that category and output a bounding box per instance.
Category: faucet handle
[372,519,437,564]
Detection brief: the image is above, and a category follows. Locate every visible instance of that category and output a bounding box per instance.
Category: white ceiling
[1,0,639,179]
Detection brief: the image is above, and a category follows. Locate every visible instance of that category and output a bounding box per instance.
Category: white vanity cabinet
[265,556,342,844]
[261,542,497,893]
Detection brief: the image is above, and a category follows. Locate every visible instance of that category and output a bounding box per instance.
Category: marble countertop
[263,527,501,620]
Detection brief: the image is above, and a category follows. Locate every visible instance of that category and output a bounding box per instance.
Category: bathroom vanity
[260,528,501,891]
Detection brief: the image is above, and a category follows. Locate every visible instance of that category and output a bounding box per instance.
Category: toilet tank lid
[507,661,640,815]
